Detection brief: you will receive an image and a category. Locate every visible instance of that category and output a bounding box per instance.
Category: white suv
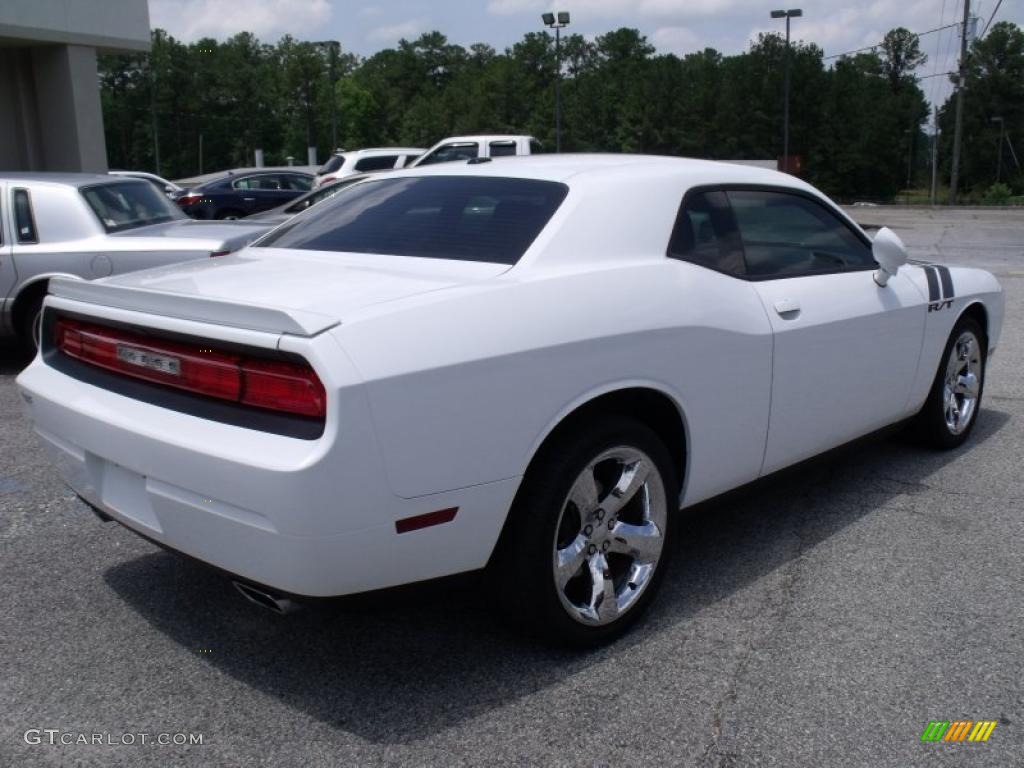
[314,148,424,187]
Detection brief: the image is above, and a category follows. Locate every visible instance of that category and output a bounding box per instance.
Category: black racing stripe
[935,265,954,299]
[923,266,940,302]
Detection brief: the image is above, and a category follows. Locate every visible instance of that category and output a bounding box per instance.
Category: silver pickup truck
[0,173,272,351]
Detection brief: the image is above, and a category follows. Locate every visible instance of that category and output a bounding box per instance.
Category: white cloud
[489,0,743,20]
[487,0,543,14]
[367,20,425,43]
[653,25,699,53]
[149,0,332,41]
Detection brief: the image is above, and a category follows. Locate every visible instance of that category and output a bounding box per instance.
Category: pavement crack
[876,474,1023,502]
[698,518,808,767]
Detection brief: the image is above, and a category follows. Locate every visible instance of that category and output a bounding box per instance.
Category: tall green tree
[939,21,1024,193]
[98,22,1020,200]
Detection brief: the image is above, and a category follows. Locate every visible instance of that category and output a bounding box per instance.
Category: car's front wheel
[495,417,678,646]
[914,315,986,449]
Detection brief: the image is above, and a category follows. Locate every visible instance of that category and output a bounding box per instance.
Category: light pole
[149,54,161,175]
[992,116,1005,183]
[770,9,802,173]
[314,40,341,151]
[542,11,570,153]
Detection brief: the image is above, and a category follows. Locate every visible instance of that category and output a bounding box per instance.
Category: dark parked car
[175,170,314,220]
[246,174,369,226]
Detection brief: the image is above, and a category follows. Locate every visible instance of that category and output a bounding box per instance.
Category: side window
[353,155,399,172]
[254,175,282,190]
[283,174,313,191]
[236,175,282,191]
[489,141,517,157]
[668,190,745,277]
[13,189,38,244]
[529,138,545,154]
[401,154,420,167]
[727,190,873,278]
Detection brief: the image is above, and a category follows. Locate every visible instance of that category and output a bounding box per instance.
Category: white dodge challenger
[17,156,1004,644]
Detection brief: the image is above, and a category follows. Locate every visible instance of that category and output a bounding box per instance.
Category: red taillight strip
[55,318,326,419]
[395,507,459,534]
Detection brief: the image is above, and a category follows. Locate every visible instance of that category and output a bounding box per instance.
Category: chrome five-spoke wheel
[495,417,677,645]
[552,447,667,626]
[942,330,982,435]
[915,315,986,449]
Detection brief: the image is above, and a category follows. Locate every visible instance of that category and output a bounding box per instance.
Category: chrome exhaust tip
[232,581,298,615]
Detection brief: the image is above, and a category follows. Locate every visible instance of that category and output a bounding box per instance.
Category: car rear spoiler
[48,278,339,337]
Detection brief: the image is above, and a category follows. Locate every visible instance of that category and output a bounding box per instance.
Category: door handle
[773,298,801,317]
[242,197,255,201]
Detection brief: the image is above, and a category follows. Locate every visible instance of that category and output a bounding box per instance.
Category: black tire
[493,416,679,647]
[215,209,244,220]
[913,315,987,450]
[16,293,45,355]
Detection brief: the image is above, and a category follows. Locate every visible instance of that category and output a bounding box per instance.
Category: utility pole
[931,107,939,205]
[949,0,971,203]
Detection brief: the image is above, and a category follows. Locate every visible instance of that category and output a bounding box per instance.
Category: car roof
[339,148,424,156]
[0,172,138,188]
[189,168,316,187]
[432,135,534,144]
[178,167,316,186]
[389,153,813,192]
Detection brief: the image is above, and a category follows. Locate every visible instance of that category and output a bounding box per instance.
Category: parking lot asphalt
[1,206,1022,768]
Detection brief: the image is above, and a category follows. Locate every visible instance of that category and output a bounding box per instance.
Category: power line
[980,0,1004,37]
[823,22,960,60]
[928,0,952,106]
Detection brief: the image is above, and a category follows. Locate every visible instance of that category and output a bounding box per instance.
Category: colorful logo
[920,721,997,742]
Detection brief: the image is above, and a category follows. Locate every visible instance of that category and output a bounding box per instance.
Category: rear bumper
[178,203,211,219]
[17,339,518,597]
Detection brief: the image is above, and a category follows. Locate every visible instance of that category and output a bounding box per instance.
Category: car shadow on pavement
[102,409,1010,745]
[0,344,31,375]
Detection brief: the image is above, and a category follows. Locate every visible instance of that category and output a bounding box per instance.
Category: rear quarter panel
[332,259,774,506]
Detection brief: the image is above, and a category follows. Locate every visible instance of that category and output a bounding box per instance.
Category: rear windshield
[318,155,345,175]
[81,181,184,233]
[257,176,568,265]
[284,177,361,213]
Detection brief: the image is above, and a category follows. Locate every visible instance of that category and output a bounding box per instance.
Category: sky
[148,0,1024,109]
